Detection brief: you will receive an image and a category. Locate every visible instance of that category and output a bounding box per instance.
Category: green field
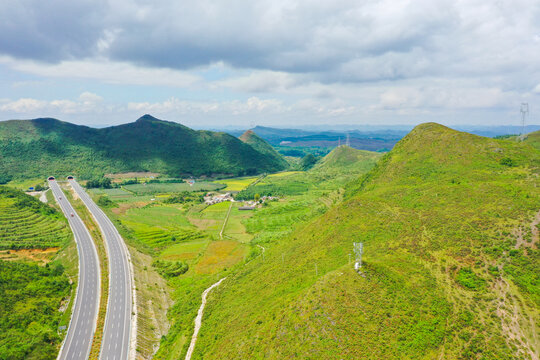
[0,186,71,249]
[123,182,225,195]
[120,205,204,251]
[90,187,134,199]
[213,176,258,191]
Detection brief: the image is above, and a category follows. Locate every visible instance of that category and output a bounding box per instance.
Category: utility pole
[520,103,529,136]
[353,242,363,272]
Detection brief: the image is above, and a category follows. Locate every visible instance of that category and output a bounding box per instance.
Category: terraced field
[123,181,225,195]
[0,186,71,249]
[120,205,205,251]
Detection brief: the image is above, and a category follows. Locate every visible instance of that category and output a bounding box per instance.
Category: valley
[0,122,538,359]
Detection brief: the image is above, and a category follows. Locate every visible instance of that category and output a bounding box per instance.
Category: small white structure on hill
[353,242,363,272]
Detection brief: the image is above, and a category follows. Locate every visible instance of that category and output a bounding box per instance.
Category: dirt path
[185,277,226,360]
[219,202,233,240]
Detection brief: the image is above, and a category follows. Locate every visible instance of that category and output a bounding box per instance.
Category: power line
[520,103,529,136]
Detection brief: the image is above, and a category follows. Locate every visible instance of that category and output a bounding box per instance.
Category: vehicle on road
[70,213,74,217]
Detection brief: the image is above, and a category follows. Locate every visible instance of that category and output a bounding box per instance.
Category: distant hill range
[245,126,405,152]
[0,115,287,182]
[228,124,540,154]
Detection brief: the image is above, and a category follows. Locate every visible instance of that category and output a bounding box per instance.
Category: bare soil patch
[0,247,59,264]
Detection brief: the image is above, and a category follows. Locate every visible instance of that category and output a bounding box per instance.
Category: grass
[91,146,382,359]
[120,205,204,252]
[222,205,253,243]
[128,246,172,359]
[123,182,224,195]
[194,240,248,274]
[175,124,540,359]
[213,176,258,191]
[0,185,75,359]
[161,240,210,262]
[0,186,71,250]
[89,187,134,200]
[0,261,71,359]
[266,171,302,178]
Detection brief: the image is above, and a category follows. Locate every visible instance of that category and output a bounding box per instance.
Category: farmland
[123,181,225,195]
[88,146,382,359]
[0,186,71,250]
[0,185,75,359]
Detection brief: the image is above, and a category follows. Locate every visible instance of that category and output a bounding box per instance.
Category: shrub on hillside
[152,259,189,278]
[455,268,485,290]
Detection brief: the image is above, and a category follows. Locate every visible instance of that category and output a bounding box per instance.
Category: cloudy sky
[1,0,539,128]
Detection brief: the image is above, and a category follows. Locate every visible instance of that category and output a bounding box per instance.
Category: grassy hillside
[523,130,540,150]
[0,115,287,181]
[314,145,382,174]
[0,186,71,249]
[0,261,71,359]
[0,186,74,359]
[239,130,289,169]
[187,123,539,359]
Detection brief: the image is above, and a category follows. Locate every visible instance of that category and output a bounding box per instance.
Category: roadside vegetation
[0,186,71,249]
[0,185,74,359]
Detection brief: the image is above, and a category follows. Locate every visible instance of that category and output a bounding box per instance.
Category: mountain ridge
[0,115,287,181]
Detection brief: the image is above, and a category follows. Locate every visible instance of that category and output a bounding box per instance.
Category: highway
[49,179,100,360]
[69,179,133,360]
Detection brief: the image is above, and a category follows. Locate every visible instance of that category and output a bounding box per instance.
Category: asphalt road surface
[49,179,100,360]
[69,180,132,360]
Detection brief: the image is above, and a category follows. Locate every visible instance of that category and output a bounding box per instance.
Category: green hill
[0,186,71,249]
[239,130,289,169]
[314,145,382,174]
[523,130,540,150]
[0,115,287,181]
[182,123,539,359]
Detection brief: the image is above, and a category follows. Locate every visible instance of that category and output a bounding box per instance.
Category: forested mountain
[187,123,539,359]
[239,130,289,169]
[0,115,287,181]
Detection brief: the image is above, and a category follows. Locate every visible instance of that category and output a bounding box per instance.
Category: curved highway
[69,179,133,360]
[49,179,100,360]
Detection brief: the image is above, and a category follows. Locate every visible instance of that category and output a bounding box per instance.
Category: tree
[254,193,261,202]
[301,154,318,170]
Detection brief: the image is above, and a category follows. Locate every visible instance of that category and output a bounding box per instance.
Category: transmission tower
[353,242,363,271]
[520,103,529,136]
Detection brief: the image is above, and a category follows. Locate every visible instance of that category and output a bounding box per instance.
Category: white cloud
[0,92,106,115]
[1,0,540,126]
[0,56,201,88]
